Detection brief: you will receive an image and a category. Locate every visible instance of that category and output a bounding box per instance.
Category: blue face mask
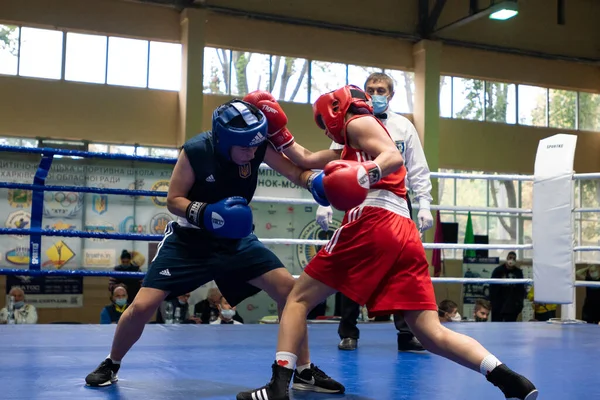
[115,298,127,307]
[371,95,388,114]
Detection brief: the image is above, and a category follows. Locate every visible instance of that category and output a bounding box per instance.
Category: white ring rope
[253,196,531,214]
[574,246,600,252]
[573,207,600,213]
[259,163,600,182]
[261,238,529,250]
[428,205,530,214]
[573,173,600,180]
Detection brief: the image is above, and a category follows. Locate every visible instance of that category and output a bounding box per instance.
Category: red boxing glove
[243,90,276,105]
[322,160,382,211]
[243,90,295,152]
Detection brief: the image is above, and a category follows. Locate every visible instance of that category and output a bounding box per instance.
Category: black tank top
[182,132,268,204]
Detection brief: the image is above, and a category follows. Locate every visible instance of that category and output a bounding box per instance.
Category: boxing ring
[0,134,598,399]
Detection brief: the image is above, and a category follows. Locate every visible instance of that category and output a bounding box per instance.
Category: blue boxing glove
[306,171,330,207]
[186,196,253,239]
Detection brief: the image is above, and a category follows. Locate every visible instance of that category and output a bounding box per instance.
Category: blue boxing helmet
[212,99,268,161]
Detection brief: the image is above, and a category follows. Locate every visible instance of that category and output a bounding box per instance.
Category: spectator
[210,296,243,325]
[472,299,491,322]
[438,299,461,323]
[576,265,600,324]
[490,251,526,322]
[0,287,38,324]
[100,285,129,324]
[194,288,244,324]
[108,250,145,303]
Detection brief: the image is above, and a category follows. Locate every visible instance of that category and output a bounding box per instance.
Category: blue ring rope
[0,145,177,164]
[0,268,146,278]
[0,182,168,197]
[0,228,163,241]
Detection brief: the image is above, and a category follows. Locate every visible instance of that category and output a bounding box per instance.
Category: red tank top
[341,115,407,199]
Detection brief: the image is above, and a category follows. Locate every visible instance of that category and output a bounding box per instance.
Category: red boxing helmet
[312,85,373,144]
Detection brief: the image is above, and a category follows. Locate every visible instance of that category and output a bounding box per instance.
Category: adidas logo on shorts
[159,269,171,277]
[205,175,215,182]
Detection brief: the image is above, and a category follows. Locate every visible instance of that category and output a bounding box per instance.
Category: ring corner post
[532,133,578,323]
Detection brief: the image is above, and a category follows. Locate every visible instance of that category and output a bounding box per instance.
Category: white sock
[296,363,311,373]
[480,354,502,376]
[275,351,298,370]
[107,354,121,365]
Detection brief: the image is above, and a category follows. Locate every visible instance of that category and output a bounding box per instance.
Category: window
[549,89,576,130]
[109,144,136,155]
[577,179,600,263]
[0,137,28,146]
[438,77,600,133]
[437,170,455,206]
[230,51,270,96]
[518,85,547,127]
[19,27,63,80]
[453,78,484,121]
[455,172,488,207]
[347,65,383,88]
[270,56,309,103]
[148,41,182,91]
[386,70,415,114]
[136,146,178,158]
[203,47,229,94]
[88,144,108,153]
[439,76,452,118]
[485,81,516,124]
[107,37,148,88]
[310,61,347,101]
[436,170,530,260]
[65,32,107,84]
[0,25,19,76]
[579,92,600,132]
[21,138,38,148]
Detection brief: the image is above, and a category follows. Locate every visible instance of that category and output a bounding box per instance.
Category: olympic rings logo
[44,192,80,207]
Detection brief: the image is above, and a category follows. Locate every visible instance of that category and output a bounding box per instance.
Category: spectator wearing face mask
[470,299,491,322]
[194,288,244,324]
[576,265,600,324]
[210,296,243,325]
[437,299,461,323]
[490,251,526,322]
[100,285,128,324]
[108,250,145,304]
[0,287,38,324]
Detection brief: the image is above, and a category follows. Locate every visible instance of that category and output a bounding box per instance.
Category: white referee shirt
[329,111,433,207]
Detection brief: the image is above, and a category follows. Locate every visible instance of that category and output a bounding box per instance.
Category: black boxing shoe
[237,362,293,400]
[486,364,538,400]
[85,358,120,387]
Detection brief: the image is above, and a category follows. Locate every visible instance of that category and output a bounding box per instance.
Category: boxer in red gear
[237,85,538,400]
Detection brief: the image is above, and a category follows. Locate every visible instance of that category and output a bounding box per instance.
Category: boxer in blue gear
[84,99,344,395]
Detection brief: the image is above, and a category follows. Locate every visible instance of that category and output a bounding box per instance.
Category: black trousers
[336,192,417,341]
[337,293,415,340]
[491,312,520,322]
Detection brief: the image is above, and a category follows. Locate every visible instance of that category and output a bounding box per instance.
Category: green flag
[463,211,476,258]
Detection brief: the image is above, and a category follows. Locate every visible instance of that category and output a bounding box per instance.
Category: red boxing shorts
[304,206,437,316]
